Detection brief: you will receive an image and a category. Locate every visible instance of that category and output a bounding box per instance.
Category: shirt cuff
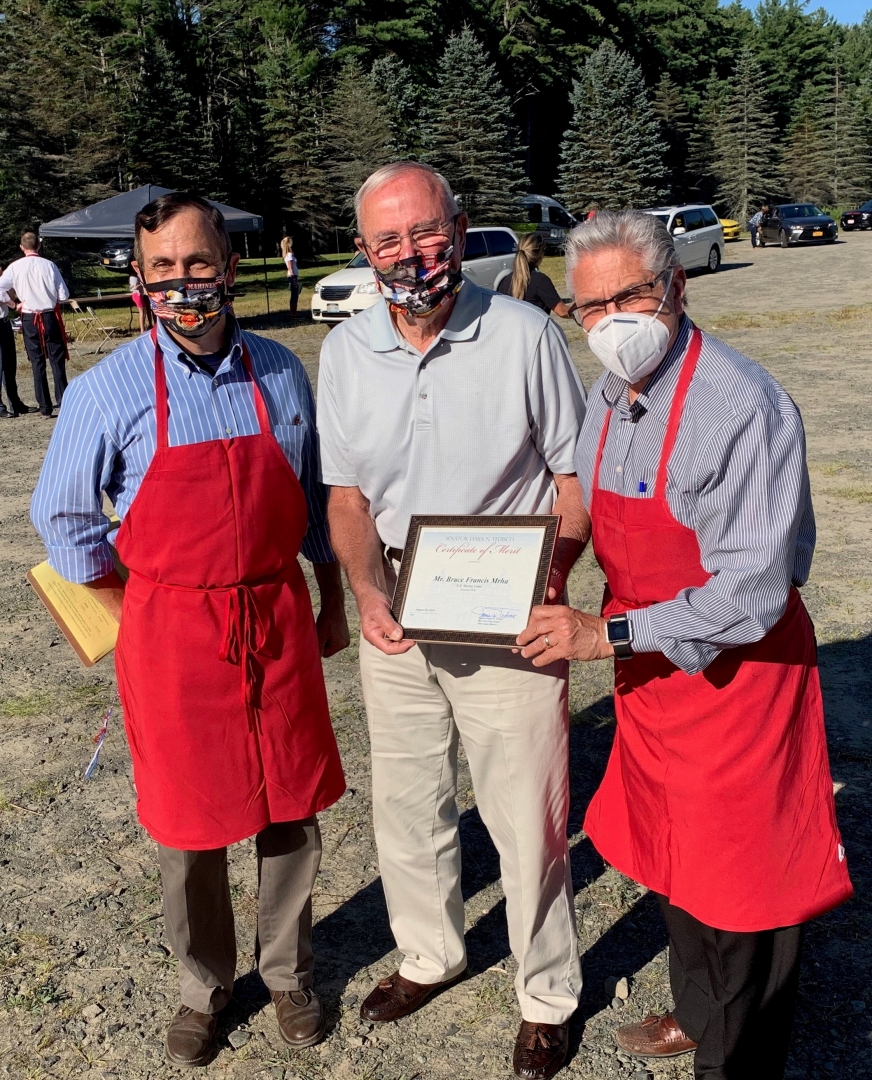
[301,526,336,565]
[627,606,658,654]
[45,541,117,585]
[319,469,358,487]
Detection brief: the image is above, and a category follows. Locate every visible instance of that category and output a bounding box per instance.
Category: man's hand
[359,588,416,655]
[83,570,125,624]
[516,604,613,667]
[313,561,350,658]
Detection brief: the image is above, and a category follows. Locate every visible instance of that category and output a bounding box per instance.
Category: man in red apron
[517,210,852,1079]
[32,194,346,1067]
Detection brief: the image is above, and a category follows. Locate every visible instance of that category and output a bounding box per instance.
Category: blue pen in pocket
[638,481,647,494]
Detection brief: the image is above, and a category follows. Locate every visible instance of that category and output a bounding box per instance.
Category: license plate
[813,230,823,237]
[327,304,339,313]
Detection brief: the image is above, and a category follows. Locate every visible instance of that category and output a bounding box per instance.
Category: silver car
[642,205,725,273]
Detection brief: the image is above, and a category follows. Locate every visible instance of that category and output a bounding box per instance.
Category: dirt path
[0,234,869,1080]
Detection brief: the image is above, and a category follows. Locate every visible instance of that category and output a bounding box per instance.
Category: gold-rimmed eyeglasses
[362,215,459,262]
[569,269,672,329]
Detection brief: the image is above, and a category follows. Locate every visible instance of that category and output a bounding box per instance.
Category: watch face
[608,618,630,644]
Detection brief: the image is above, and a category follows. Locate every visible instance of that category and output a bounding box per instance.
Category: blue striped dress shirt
[574,315,815,675]
[31,319,333,583]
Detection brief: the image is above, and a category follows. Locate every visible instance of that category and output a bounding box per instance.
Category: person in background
[0,269,35,417]
[0,232,70,418]
[748,203,769,248]
[497,234,570,318]
[518,210,852,1080]
[129,272,151,335]
[585,203,601,221]
[281,235,300,315]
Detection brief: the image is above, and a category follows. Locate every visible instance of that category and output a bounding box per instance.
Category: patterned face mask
[372,247,463,317]
[143,270,232,337]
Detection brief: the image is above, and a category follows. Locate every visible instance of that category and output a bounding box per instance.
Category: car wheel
[779,230,790,248]
[706,246,721,272]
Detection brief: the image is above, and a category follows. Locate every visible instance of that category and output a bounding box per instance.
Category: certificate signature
[473,606,521,627]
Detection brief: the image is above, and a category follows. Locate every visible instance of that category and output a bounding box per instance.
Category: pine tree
[819,67,871,208]
[781,83,830,203]
[653,73,694,201]
[369,55,421,161]
[711,48,781,223]
[557,42,668,213]
[421,28,526,224]
[325,58,396,215]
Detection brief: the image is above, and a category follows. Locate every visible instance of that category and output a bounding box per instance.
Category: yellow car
[720,218,741,240]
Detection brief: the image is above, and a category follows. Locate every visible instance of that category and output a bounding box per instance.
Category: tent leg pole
[262,238,271,326]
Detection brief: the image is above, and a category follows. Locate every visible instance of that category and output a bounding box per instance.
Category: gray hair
[564,209,680,279]
[354,162,460,234]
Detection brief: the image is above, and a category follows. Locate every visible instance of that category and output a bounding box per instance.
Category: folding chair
[85,306,123,354]
[66,300,98,356]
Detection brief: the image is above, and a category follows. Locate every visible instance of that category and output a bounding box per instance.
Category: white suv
[642,205,724,273]
[311,226,518,323]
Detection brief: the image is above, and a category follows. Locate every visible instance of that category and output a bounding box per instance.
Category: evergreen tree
[711,48,781,222]
[325,58,396,215]
[369,55,421,161]
[421,28,526,223]
[654,73,694,201]
[819,67,871,208]
[557,41,668,213]
[781,83,830,203]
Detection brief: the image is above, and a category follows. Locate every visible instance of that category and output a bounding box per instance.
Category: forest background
[2,0,872,256]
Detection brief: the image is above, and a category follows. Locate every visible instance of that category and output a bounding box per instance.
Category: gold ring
[544,635,551,647]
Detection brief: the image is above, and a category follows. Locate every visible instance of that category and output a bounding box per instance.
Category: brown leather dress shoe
[165,1005,217,1067]
[360,970,464,1022]
[513,1020,569,1079]
[271,988,326,1048]
[615,1012,698,1058]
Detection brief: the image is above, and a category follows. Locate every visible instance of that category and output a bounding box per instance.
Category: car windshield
[860,200,872,212]
[780,205,825,218]
[347,251,369,268]
[651,214,670,225]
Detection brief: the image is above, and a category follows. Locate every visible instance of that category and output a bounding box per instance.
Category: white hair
[564,209,680,278]
[354,162,460,234]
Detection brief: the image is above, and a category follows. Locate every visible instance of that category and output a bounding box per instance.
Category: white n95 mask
[585,278,673,382]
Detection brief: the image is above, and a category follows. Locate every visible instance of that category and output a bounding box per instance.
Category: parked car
[758,204,837,247]
[719,217,741,240]
[519,195,579,252]
[642,205,725,272]
[311,226,518,323]
[840,200,872,230]
[99,239,134,271]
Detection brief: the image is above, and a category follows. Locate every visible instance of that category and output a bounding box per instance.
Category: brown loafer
[360,969,464,1023]
[513,1020,569,1079]
[615,1012,698,1058]
[271,988,326,1048]
[165,1005,217,1067]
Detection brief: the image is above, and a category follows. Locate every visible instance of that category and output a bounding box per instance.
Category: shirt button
[419,392,428,399]
[616,465,623,474]
[225,427,232,435]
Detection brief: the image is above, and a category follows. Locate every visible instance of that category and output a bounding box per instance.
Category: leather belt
[385,546,404,563]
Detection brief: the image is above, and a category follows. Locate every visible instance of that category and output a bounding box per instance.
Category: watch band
[607,613,634,659]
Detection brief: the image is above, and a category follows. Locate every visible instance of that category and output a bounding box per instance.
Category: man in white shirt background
[0,269,35,417]
[0,232,70,418]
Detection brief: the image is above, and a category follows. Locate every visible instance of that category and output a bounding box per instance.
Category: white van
[642,205,725,272]
[311,226,518,323]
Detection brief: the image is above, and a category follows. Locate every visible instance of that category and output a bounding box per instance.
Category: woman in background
[497,233,570,317]
[280,235,300,315]
[129,273,150,335]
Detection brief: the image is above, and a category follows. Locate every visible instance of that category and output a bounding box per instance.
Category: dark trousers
[157,817,321,1014]
[0,319,25,411]
[287,276,300,312]
[750,224,759,247]
[658,894,803,1079]
[21,309,68,414]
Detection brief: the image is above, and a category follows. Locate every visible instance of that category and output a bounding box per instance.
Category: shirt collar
[600,314,693,421]
[368,277,483,354]
[154,316,243,379]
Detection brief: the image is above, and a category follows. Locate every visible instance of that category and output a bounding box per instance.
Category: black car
[840,200,872,230]
[98,238,134,270]
[758,204,837,247]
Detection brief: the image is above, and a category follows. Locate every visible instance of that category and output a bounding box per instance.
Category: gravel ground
[0,234,869,1080]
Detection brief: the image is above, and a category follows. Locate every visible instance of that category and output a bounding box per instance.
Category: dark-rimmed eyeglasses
[569,269,672,329]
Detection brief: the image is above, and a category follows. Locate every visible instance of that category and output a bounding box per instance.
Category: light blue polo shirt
[316,279,587,549]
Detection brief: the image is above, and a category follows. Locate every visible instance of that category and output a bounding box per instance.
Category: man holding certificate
[31,193,347,1067]
[318,162,588,1080]
[518,210,852,1080]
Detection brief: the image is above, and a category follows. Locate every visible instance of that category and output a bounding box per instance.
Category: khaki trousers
[157,818,321,1014]
[359,635,582,1024]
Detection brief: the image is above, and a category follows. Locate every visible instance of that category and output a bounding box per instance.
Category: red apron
[583,327,852,931]
[114,330,345,850]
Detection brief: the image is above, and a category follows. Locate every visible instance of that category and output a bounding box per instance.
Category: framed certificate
[391,515,559,647]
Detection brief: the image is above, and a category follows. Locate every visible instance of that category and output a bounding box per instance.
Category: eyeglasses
[569,269,672,329]
[362,216,459,261]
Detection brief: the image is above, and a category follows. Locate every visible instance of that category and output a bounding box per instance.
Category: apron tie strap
[219,585,270,710]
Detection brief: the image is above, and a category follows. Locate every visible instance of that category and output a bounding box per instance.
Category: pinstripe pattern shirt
[31,319,333,584]
[574,315,815,675]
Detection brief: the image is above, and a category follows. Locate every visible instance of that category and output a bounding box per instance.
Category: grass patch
[0,684,113,721]
[0,693,57,719]
[829,487,872,504]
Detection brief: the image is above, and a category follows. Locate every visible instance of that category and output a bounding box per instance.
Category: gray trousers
[157,817,321,1014]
